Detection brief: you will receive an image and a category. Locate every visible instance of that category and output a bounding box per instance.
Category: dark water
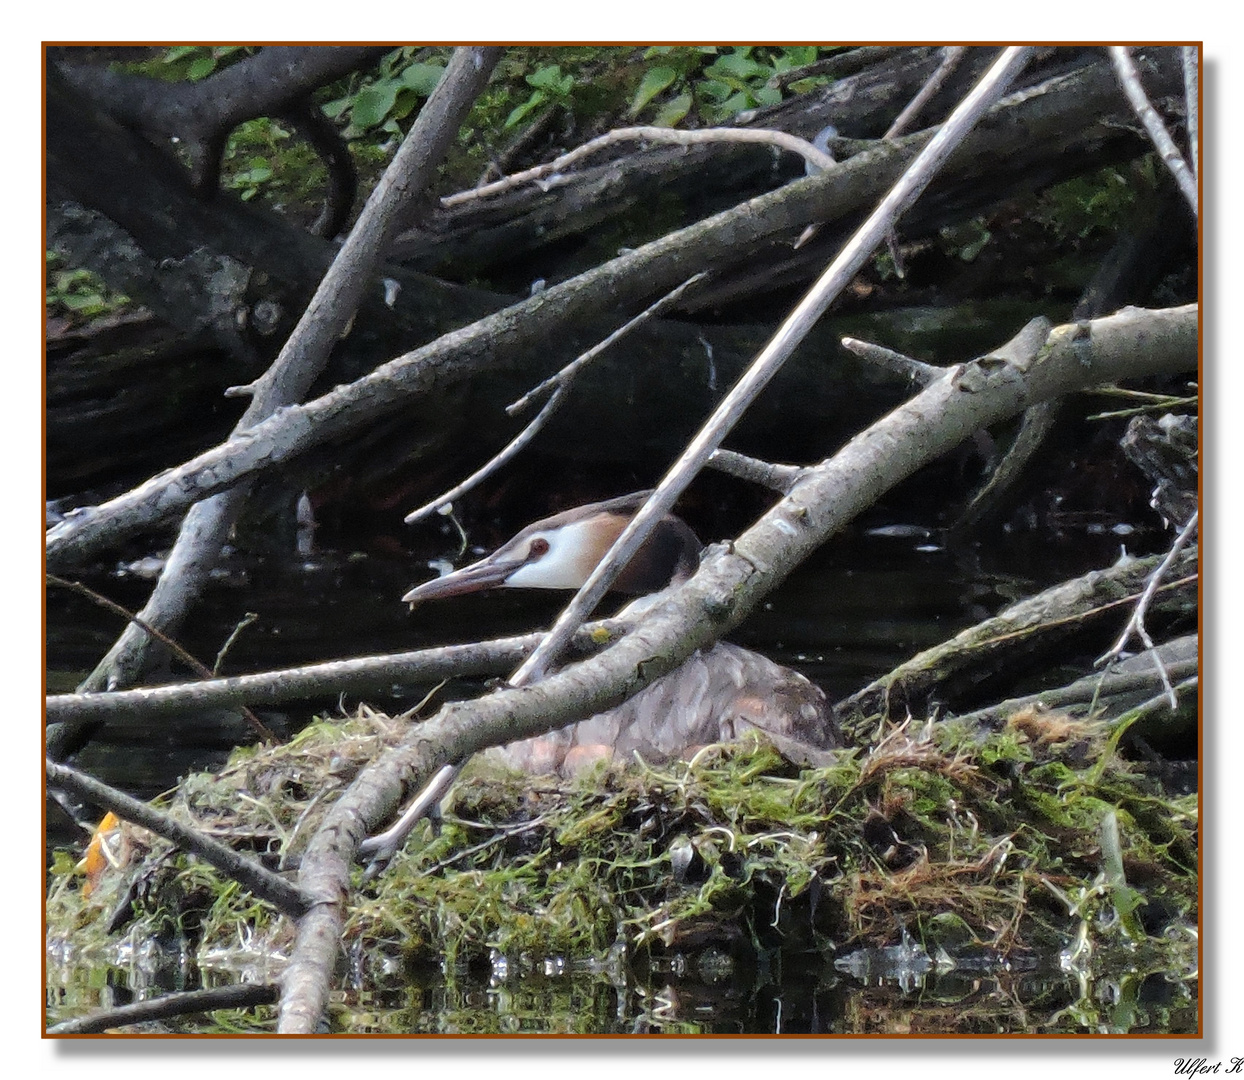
[47,514,1150,795]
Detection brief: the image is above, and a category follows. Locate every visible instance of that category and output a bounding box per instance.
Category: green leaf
[697,79,732,103]
[705,52,770,83]
[49,849,77,876]
[163,46,198,63]
[651,91,692,128]
[505,90,547,128]
[717,90,754,117]
[351,81,400,130]
[527,64,565,90]
[958,228,992,261]
[754,84,782,108]
[787,77,827,95]
[643,46,674,58]
[390,88,420,121]
[61,292,105,312]
[630,66,678,116]
[187,55,217,81]
[401,62,445,96]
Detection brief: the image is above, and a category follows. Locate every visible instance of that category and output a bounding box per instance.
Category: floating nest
[47,702,1198,1032]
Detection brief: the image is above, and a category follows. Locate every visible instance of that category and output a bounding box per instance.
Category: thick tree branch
[45,622,626,725]
[54,46,389,196]
[1109,46,1198,217]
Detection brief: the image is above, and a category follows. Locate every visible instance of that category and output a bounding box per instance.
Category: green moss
[1034,158,1158,243]
[48,705,1196,1033]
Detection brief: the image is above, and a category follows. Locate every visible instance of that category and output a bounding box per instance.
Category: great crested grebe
[403,493,840,776]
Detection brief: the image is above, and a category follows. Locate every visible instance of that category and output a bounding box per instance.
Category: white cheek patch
[502,522,598,589]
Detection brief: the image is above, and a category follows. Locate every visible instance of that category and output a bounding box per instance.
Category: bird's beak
[401,554,526,605]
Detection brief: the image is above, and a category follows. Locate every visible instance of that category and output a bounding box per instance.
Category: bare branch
[706,449,803,494]
[402,389,569,527]
[507,272,707,416]
[47,53,1187,576]
[403,272,707,526]
[54,46,389,198]
[358,764,460,872]
[884,45,967,138]
[952,401,1059,532]
[46,575,274,742]
[277,301,1195,1032]
[837,546,1198,734]
[47,983,279,1036]
[954,666,1196,734]
[1109,46,1198,217]
[1182,45,1199,183]
[1097,509,1199,708]
[46,624,625,725]
[441,126,836,209]
[840,335,943,386]
[47,760,311,916]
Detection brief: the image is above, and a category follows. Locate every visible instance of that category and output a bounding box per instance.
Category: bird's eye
[528,537,550,558]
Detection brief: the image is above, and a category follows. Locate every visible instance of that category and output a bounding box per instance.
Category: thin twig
[509,46,1034,688]
[1108,46,1198,217]
[507,272,707,416]
[46,575,275,742]
[421,814,549,876]
[213,612,258,676]
[47,983,280,1035]
[441,127,836,209]
[1097,510,1199,708]
[403,272,707,526]
[840,336,943,386]
[706,449,803,494]
[46,759,311,916]
[884,46,967,138]
[358,763,461,876]
[403,388,568,526]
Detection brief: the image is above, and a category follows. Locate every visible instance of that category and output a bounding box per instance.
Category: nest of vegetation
[48,702,1197,1021]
